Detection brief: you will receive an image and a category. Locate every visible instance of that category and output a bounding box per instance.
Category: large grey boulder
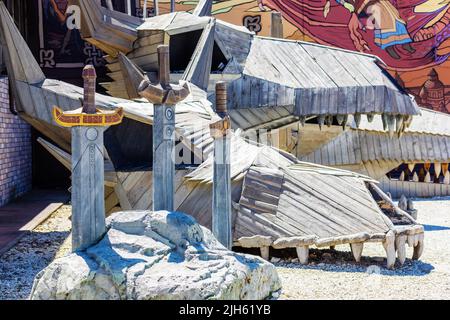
[30,211,281,300]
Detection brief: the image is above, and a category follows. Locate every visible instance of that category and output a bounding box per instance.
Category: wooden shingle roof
[235,165,392,240]
[227,37,420,117]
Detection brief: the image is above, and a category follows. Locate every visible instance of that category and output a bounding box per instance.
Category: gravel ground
[0,199,449,300]
[276,198,450,300]
[0,205,72,300]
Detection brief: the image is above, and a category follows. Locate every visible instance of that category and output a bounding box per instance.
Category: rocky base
[29,211,281,300]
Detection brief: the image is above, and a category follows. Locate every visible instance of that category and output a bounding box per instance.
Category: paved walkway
[0,189,69,256]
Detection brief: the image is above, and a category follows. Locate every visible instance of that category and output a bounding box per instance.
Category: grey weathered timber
[153,0,159,16]
[71,0,140,56]
[118,52,147,99]
[270,12,283,38]
[1,2,426,267]
[154,46,174,211]
[71,125,106,251]
[47,65,123,252]
[73,3,419,121]
[211,82,232,249]
[193,0,213,17]
[138,45,190,212]
[153,103,176,211]
[143,0,148,18]
[72,66,107,251]
[212,136,231,248]
[182,20,215,91]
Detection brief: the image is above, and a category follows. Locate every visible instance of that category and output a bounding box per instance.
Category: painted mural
[143,0,450,113]
[39,0,104,69]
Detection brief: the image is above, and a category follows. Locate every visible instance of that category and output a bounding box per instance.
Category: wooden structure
[75,3,419,122]
[69,0,142,57]
[0,2,425,267]
[71,1,450,199]
[301,108,450,198]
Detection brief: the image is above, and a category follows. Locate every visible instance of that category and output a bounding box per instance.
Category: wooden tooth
[299,116,306,127]
[366,113,375,123]
[395,235,407,265]
[341,115,348,131]
[395,114,403,133]
[354,113,361,128]
[413,172,419,182]
[383,231,396,269]
[350,242,363,263]
[336,115,345,125]
[387,115,395,138]
[398,194,408,211]
[435,162,441,177]
[325,115,333,127]
[404,115,413,128]
[407,199,415,211]
[260,247,270,260]
[296,246,309,265]
[318,115,325,130]
[382,113,388,131]
[444,171,450,184]
[412,233,424,260]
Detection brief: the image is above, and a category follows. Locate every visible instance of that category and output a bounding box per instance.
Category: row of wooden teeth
[299,113,414,136]
[396,163,450,184]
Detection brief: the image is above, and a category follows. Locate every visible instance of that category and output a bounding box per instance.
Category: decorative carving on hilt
[82,65,97,114]
[210,81,231,139]
[138,45,190,106]
[52,65,124,128]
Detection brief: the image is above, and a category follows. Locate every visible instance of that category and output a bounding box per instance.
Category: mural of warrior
[260,0,450,70]
[334,0,416,59]
[43,0,82,56]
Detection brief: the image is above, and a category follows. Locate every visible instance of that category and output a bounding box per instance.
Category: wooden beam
[270,12,283,38]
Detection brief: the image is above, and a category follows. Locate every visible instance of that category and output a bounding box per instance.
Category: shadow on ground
[423,224,450,232]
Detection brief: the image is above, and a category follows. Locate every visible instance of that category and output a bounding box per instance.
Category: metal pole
[211,81,232,249]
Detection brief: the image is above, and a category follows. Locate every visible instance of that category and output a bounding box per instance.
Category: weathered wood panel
[379,176,450,199]
[302,129,450,166]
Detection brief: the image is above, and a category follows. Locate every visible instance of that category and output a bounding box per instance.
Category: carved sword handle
[158,45,170,87]
[82,65,97,114]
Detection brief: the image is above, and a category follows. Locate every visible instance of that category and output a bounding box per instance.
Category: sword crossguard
[138,80,190,105]
[209,81,231,139]
[210,116,231,139]
[138,45,190,105]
